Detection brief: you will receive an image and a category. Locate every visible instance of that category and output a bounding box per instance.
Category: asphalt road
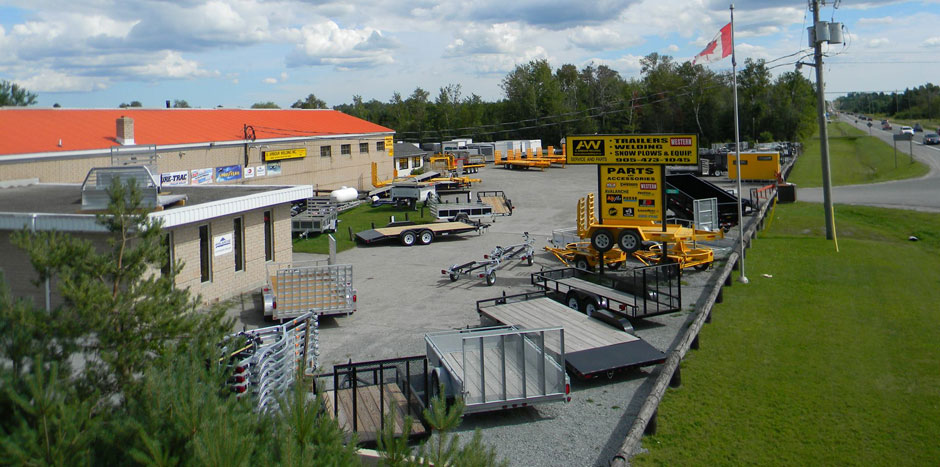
[797,115,940,213]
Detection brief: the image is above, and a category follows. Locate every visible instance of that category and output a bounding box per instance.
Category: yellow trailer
[496,150,551,170]
[633,239,714,271]
[577,193,723,253]
[544,241,628,271]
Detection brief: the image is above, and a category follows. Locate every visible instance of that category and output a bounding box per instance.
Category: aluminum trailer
[443,232,535,285]
[476,292,666,379]
[426,325,570,414]
[430,190,513,222]
[355,221,487,246]
[530,264,681,332]
[262,260,356,321]
[291,197,339,237]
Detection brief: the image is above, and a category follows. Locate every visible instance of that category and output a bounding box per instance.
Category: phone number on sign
[615,157,695,163]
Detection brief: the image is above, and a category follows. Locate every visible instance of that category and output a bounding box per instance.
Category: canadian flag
[693,23,732,65]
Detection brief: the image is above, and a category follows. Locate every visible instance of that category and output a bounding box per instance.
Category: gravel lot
[228,163,761,466]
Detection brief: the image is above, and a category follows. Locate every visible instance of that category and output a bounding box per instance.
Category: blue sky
[0,0,938,109]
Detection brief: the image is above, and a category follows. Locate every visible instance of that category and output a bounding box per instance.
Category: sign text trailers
[567,135,698,165]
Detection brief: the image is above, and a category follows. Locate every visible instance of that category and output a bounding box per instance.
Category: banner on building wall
[160,170,189,186]
[214,233,233,256]
[256,165,267,177]
[244,166,255,178]
[191,167,214,185]
[215,165,242,182]
[266,161,282,175]
[264,148,307,161]
[385,136,394,157]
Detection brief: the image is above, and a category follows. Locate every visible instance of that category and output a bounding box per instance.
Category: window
[234,217,244,272]
[377,140,385,152]
[199,225,211,283]
[320,146,331,157]
[264,210,274,262]
[398,158,409,170]
[161,232,174,278]
[412,156,421,167]
[341,144,351,155]
[359,142,369,154]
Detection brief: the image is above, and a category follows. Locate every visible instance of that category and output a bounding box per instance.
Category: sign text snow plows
[567,135,698,165]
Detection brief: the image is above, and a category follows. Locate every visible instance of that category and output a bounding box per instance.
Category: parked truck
[262,260,356,321]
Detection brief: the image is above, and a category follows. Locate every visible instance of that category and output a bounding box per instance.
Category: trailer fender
[430,367,456,404]
[564,292,581,311]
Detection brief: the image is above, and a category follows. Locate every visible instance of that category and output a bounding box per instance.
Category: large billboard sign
[567,134,698,165]
[598,165,662,222]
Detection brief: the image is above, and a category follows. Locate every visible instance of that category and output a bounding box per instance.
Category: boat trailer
[442,232,535,286]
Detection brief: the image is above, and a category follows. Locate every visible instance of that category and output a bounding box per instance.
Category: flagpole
[730,3,748,284]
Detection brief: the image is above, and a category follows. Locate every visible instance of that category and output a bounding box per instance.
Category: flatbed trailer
[496,151,551,170]
[426,325,569,414]
[355,221,486,246]
[430,190,514,221]
[262,261,356,321]
[477,293,666,379]
[530,264,681,332]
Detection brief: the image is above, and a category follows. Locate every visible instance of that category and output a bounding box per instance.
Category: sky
[1,0,938,110]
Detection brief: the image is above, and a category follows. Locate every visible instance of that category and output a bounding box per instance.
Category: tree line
[834,84,940,122]
[323,55,819,148]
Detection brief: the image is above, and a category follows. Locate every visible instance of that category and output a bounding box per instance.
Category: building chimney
[166,100,171,108]
[116,116,135,145]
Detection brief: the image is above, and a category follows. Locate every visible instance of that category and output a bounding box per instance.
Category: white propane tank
[330,186,358,203]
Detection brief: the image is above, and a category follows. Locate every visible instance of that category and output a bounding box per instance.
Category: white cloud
[857,17,895,25]
[585,54,644,78]
[568,26,642,51]
[924,37,940,48]
[279,71,289,81]
[16,69,107,92]
[868,38,890,48]
[666,44,679,52]
[123,51,217,79]
[287,21,397,69]
[263,77,278,84]
[446,23,521,56]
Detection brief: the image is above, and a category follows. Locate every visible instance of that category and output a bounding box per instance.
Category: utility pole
[812,0,835,240]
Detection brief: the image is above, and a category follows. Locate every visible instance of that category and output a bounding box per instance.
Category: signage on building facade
[385,136,394,157]
[215,165,242,182]
[191,167,214,185]
[244,166,255,178]
[160,170,189,186]
[266,162,281,175]
[256,165,266,177]
[263,148,307,161]
[214,233,233,256]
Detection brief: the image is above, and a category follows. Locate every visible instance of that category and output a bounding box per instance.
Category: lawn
[292,202,438,254]
[789,122,929,187]
[633,202,940,465]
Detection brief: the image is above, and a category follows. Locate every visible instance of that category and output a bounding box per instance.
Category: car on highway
[913,123,924,132]
[923,133,940,145]
[882,121,892,130]
[900,126,915,136]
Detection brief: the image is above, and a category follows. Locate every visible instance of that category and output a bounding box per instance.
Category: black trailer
[355,221,487,246]
[530,263,681,332]
[665,173,752,226]
[476,292,666,380]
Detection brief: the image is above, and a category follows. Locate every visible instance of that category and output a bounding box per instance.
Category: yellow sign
[567,134,698,165]
[264,148,306,161]
[385,136,394,157]
[599,165,662,221]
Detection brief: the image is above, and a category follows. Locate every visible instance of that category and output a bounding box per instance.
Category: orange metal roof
[0,108,393,156]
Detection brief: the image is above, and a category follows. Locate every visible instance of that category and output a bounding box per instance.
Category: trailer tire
[575,257,591,271]
[565,293,581,311]
[454,213,470,224]
[448,272,459,282]
[419,229,434,245]
[590,229,615,252]
[712,169,723,177]
[695,262,711,271]
[399,230,417,246]
[608,262,622,270]
[526,255,534,266]
[485,271,496,286]
[618,230,642,253]
[584,299,599,318]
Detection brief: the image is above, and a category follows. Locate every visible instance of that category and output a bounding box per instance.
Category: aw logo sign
[568,137,605,163]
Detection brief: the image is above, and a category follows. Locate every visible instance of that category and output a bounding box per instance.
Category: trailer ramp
[477,294,665,379]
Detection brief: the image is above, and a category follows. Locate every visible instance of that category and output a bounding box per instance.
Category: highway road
[797,115,940,213]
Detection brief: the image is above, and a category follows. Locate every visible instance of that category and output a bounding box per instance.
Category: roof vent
[116,116,135,145]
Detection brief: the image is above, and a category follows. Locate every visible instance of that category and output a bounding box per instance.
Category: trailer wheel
[526,255,534,266]
[590,229,614,252]
[454,213,470,224]
[695,262,711,271]
[608,262,622,270]
[575,257,591,271]
[485,271,496,286]
[399,230,417,246]
[419,229,434,245]
[712,169,723,177]
[584,299,600,318]
[448,272,459,282]
[565,293,581,311]
[618,230,642,253]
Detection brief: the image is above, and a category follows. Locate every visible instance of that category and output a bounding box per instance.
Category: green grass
[789,122,929,188]
[633,202,940,465]
[292,203,438,254]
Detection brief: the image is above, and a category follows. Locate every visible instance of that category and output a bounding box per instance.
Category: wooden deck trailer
[476,293,666,379]
[355,221,486,246]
